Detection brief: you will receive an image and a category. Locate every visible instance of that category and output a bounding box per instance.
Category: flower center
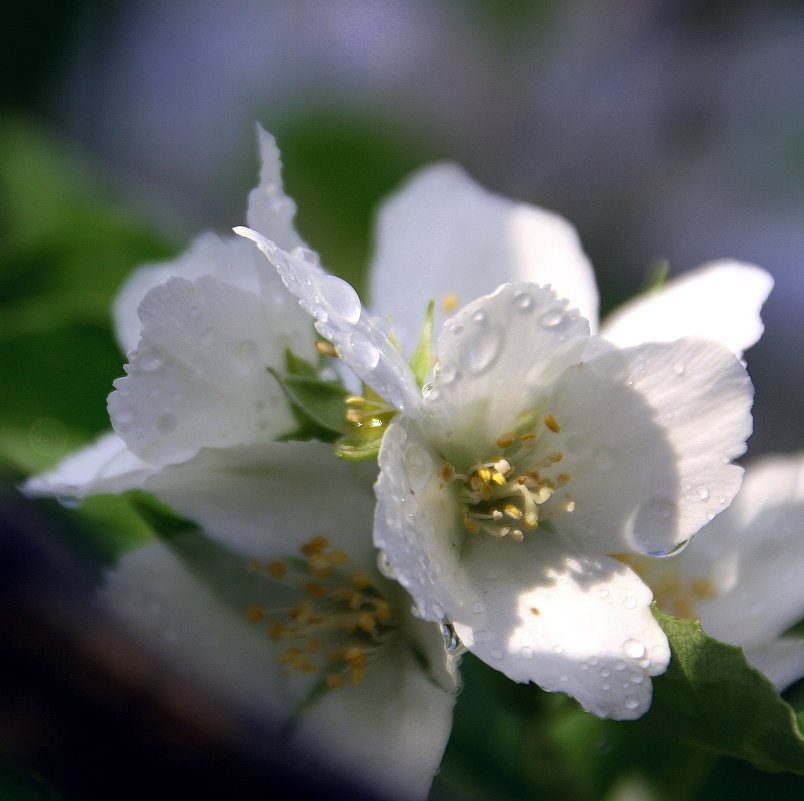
[444,412,574,542]
[246,535,398,688]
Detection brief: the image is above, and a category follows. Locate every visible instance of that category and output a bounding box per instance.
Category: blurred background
[1,1,803,799]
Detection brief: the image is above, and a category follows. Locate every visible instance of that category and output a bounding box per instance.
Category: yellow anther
[268,621,286,641]
[345,395,366,407]
[544,413,561,433]
[246,606,264,623]
[496,432,516,449]
[491,472,507,487]
[690,578,716,600]
[503,504,523,520]
[557,473,571,487]
[247,559,262,573]
[441,463,456,482]
[301,535,330,557]
[326,673,344,689]
[346,408,364,423]
[443,293,460,313]
[477,467,492,484]
[374,599,392,621]
[344,646,364,664]
[351,572,370,590]
[329,550,348,565]
[357,613,377,634]
[306,638,320,653]
[546,451,563,463]
[520,432,536,447]
[266,560,287,579]
[305,582,327,599]
[315,340,338,357]
[464,515,480,534]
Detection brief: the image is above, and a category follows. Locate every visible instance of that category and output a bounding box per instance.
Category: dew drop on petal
[466,327,502,375]
[625,696,640,710]
[404,446,434,492]
[471,310,487,326]
[697,485,710,501]
[317,274,362,324]
[472,602,485,614]
[489,648,503,660]
[139,350,163,373]
[513,291,533,311]
[377,550,395,579]
[623,639,645,659]
[630,497,678,555]
[431,602,445,619]
[520,646,534,659]
[623,597,637,610]
[672,361,685,376]
[344,332,381,371]
[540,309,564,328]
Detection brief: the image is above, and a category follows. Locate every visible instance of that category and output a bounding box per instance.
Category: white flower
[237,160,761,720]
[103,441,458,801]
[624,453,804,692]
[26,127,317,497]
[24,130,458,799]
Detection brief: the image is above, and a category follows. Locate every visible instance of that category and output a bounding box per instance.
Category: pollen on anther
[441,463,456,482]
[464,515,480,534]
[443,293,459,313]
[557,473,571,487]
[301,535,330,557]
[544,413,561,433]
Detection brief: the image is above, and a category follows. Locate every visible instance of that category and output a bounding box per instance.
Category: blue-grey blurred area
[45,0,804,455]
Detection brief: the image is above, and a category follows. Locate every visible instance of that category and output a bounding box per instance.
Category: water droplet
[602,683,611,691]
[672,361,685,376]
[625,696,640,710]
[553,645,564,655]
[589,656,599,666]
[697,485,710,501]
[513,291,533,311]
[431,602,445,619]
[471,310,487,326]
[465,327,502,375]
[139,350,163,372]
[630,673,645,685]
[317,274,362,324]
[377,550,395,579]
[559,674,569,683]
[623,639,646,659]
[442,624,465,655]
[452,325,464,337]
[520,646,534,659]
[624,373,634,386]
[630,497,678,554]
[291,246,318,264]
[600,668,611,678]
[472,602,485,615]
[155,413,178,434]
[489,648,503,660]
[115,408,133,424]
[623,597,637,610]
[718,495,727,505]
[344,332,380,370]
[597,588,610,599]
[540,309,564,328]
[404,446,434,492]
[233,340,259,370]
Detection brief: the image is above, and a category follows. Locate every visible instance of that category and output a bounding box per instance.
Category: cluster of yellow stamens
[246,535,396,689]
[444,413,574,541]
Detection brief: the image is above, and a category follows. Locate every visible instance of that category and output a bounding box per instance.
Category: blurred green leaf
[409,299,435,388]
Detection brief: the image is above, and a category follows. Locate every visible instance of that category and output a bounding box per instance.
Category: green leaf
[409,299,435,388]
[637,608,804,774]
[267,367,348,437]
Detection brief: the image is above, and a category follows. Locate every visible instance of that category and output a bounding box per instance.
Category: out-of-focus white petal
[236,227,421,415]
[368,163,599,353]
[22,432,156,498]
[744,639,804,692]
[602,261,773,357]
[109,273,311,466]
[245,126,306,252]
[550,337,753,556]
[144,441,378,560]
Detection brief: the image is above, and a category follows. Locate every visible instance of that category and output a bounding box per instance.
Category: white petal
[110,273,312,465]
[245,126,306,252]
[236,227,421,415]
[424,282,590,460]
[632,453,804,651]
[298,614,457,800]
[602,261,773,357]
[22,432,156,498]
[368,163,599,353]
[552,337,753,555]
[452,542,668,720]
[744,639,804,692]
[145,441,379,561]
[113,233,262,354]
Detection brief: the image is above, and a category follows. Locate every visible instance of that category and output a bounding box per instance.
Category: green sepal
[642,258,670,292]
[637,606,804,774]
[409,299,435,388]
[335,435,382,462]
[127,491,200,540]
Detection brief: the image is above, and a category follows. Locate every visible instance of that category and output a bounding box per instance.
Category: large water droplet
[625,696,640,710]
[513,291,533,311]
[465,327,502,375]
[623,639,645,659]
[344,332,380,371]
[630,497,678,554]
[317,274,362,324]
[471,310,487,326]
[404,446,434,492]
[291,246,319,264]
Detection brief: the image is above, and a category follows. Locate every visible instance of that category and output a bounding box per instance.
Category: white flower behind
[104,442,458,801]
[625,453,804,691]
